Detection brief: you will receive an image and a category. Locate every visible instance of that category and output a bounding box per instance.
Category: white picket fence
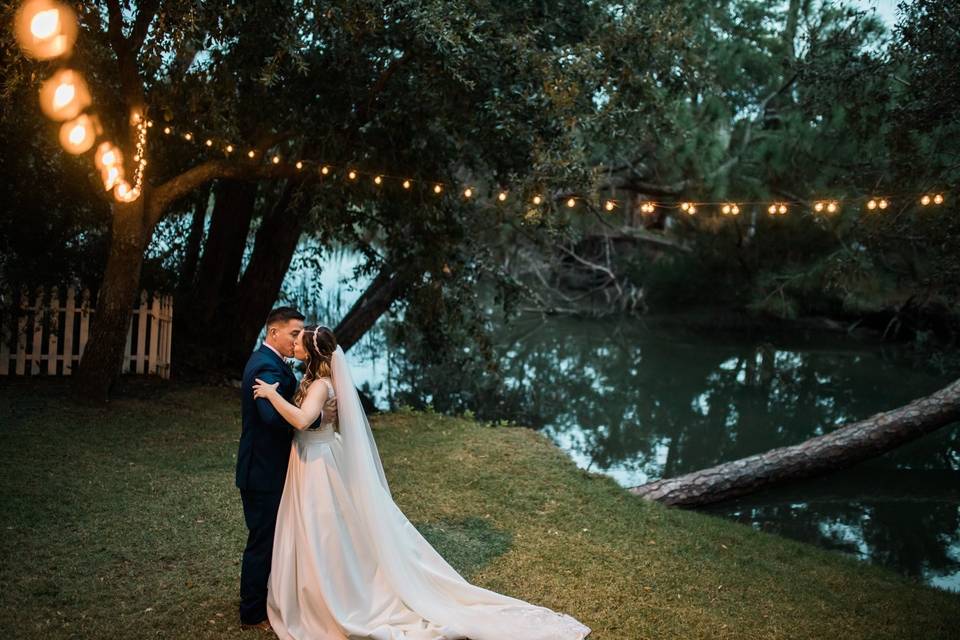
[0,286,173,378]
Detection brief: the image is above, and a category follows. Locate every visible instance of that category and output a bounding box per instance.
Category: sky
[858,0,899,26]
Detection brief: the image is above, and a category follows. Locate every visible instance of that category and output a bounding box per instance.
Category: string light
[14,0,78,60]
[374,175,382,185]
[225,144,233,153]
[295,161,303,170]
[271,155,280,164]
[205,138,213,147]
[879,198,888,209]
[247,150,255,158]
[348,170,358,180]
[640,202,655,213]
[433,184,443,194]
[934,194,944,205]
[163,126,171,135]
[605,200,616,212]
[464,187,473,198]
[867,199,877,210]
[532,195,542,205]
[721,203,740,215]
[566,197,576,208]
[321,166,330,175]
[183,132,192,141]
[827,201,838,213]
[403,179,411,189]
[498,191,508,202]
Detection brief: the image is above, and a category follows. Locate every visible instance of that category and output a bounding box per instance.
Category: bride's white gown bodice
[266,378,590,640]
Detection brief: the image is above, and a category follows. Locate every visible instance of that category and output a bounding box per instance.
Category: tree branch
[147,160,307,228]
[130,0,162,52]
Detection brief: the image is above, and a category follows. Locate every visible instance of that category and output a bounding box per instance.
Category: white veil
[330,345,390,495]
[328,345,590,640]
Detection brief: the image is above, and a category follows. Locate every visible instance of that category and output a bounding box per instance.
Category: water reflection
[386,312,960,591]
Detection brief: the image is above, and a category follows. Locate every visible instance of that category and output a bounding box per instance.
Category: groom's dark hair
[265,306,305,327]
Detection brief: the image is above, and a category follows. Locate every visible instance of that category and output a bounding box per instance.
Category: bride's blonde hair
[294,325,337,407]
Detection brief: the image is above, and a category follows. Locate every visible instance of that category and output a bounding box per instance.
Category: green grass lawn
[1,379,958,639]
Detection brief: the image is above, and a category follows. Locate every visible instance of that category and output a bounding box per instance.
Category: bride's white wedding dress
[266,346,590,640]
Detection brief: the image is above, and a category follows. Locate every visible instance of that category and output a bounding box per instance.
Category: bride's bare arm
[252,377,327,430]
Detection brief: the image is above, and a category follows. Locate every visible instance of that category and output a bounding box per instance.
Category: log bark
[630,378,960,506]
[334,265,413,352]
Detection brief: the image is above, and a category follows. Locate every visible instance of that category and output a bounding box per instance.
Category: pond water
[280,247,960,592]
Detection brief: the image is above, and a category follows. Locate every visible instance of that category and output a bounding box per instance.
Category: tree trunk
[73,200,151,402]
[191,180,257,325]
[230,180,305,363]
[630,378,960,506]
[179,188,210,291]
[334,266,413,352]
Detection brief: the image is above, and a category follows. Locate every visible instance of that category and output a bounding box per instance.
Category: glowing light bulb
[934,194,944,205]
[58,114,98,154]
[205,139,213,147]
[163,126,171,135]
[15,1,78,60]
[722,204,731,215]
[31,8,59,39]
[295,161,303,170]
[247,150,256,158]
[688,205,696,214]
[464,188,473,198]
[433,184,443,194]
[532,195,542,205]
[827,201,838,213]
[605,200,615,212]
[321,166,330,175]
[732,205,740,215]
[403,180,411,189]
[680,202,690,211]
[498,191,508,202]
[778,204,787,214]
[768,204,777,215]
[184,132,193,141]
[39,69,90,121]
[146,120,153,128]
[101,165,122,191]
[225,144,233,153]
[272,155,280,164]
[348,170,357,180]
[867,199,877,210]
[814,201,824,212]
[879,199,888,209]
[921,195,931,205]
[94,142,120,170]
[374,175,382,185]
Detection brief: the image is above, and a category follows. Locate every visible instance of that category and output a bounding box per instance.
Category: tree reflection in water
[384,312,960,591]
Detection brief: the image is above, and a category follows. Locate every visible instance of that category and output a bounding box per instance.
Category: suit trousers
[239,488,284,624]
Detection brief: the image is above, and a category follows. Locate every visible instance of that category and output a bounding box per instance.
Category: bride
[251,325,591,640]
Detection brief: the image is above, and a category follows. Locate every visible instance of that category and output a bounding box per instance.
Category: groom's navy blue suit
[237,344,297,625]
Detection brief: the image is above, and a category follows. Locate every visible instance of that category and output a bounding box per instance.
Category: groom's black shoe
[240,618,272,633]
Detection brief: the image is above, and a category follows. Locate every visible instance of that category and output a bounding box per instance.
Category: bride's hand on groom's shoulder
[252,377,280,400]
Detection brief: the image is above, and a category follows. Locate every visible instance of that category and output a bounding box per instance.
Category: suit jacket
[236,344,298,491]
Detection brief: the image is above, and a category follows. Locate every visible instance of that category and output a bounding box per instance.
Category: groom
[237,306,304,630]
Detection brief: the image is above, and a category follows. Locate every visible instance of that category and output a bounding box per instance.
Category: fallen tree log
[630,378,960,506]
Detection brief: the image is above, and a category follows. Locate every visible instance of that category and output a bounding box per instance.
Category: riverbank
[1,379,958,639]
